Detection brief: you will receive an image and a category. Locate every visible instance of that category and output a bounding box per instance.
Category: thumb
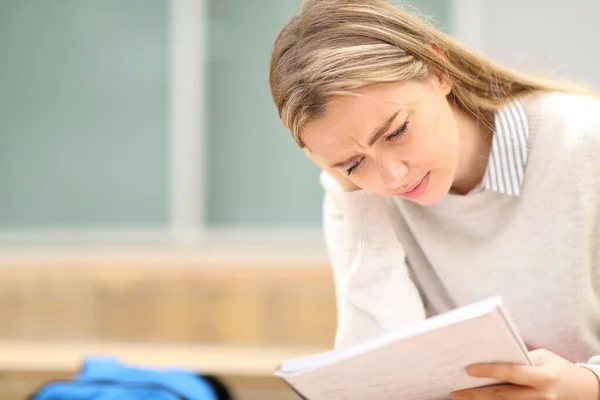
[528,349,558,366]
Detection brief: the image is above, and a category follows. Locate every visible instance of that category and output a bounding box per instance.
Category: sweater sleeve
[320,171,426,349]
[576,357,600,388]
[578,159,600,383]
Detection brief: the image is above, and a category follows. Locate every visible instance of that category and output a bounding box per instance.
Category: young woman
[269,0,600,398]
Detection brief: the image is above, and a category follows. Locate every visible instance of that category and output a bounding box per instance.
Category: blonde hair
[269,0,595,147]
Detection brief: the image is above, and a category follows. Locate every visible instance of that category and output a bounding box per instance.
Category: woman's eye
[386,119,409,141]
[346,158,363,176]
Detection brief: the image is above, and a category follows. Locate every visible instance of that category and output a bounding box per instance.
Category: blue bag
[29,357,230,400]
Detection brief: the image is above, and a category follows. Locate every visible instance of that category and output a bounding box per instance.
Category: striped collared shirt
[478,99,529,196]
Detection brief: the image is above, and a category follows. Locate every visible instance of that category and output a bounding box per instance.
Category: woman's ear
[428,68,453,96]
[428,42,453,95]
[436,71,453,95]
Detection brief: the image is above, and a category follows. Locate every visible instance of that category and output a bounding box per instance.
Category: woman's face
[301,75,460,205]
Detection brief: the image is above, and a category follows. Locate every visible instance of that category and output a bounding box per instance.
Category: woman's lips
[396,172,430,199]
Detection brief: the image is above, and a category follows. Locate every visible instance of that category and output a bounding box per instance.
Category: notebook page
[284,308,530,400]
[278,297,503,375]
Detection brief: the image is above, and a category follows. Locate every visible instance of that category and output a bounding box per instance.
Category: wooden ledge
[0,340,326,377]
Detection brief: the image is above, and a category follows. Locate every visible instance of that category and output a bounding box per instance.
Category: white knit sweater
[321,92,600,375]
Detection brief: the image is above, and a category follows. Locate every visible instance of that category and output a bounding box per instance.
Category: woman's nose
[379,158,408,189]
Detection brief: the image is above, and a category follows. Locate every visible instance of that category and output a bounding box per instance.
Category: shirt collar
[480,99,530,196]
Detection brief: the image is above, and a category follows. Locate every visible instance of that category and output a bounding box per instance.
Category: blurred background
[0,0,598,399]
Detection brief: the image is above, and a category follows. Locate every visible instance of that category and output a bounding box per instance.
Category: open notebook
[275,297,531,400]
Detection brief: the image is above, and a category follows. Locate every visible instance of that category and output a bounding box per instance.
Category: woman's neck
[451,107,494,195]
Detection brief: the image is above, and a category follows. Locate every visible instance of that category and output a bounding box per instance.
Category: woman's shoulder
[518,92,600,199]
[524,91,600,150]
[527,90,600,128]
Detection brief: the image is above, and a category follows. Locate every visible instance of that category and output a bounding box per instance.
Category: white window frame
[170,0,207,244]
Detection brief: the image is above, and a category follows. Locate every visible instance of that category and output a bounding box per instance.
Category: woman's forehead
[302,101,398,152]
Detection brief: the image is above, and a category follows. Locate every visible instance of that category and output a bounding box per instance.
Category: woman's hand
[303,148,361,192]
[450,349,600,399]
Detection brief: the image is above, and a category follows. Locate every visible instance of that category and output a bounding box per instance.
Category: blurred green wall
[0,0,169,228]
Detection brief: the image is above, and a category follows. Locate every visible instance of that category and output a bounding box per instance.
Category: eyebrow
[329,109,402,169]
[368,109,401,146]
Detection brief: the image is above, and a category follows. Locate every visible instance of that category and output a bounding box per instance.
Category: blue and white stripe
[481,99,529,196]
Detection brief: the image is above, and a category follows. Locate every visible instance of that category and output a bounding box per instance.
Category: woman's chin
[413,193,445,206]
